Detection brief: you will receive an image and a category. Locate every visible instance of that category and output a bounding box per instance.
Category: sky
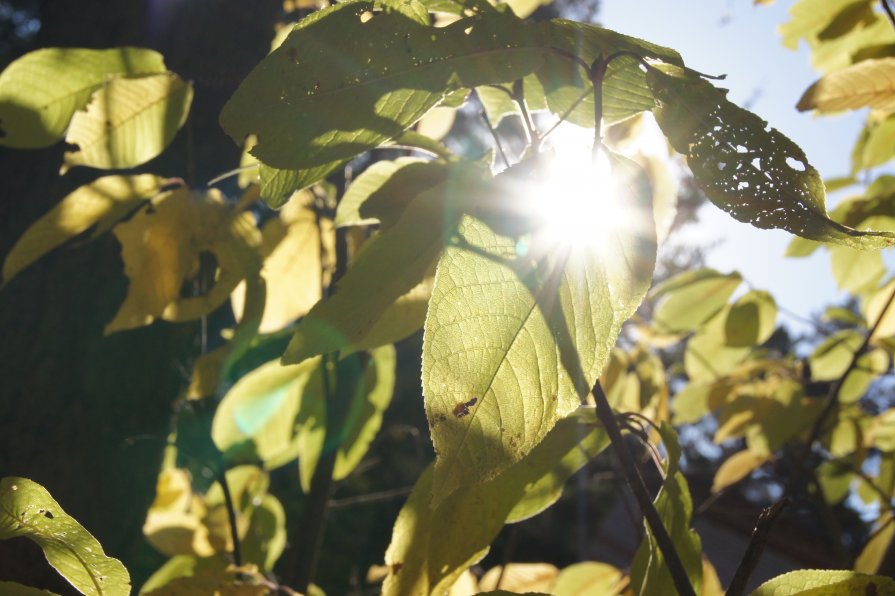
[600,0,881,327]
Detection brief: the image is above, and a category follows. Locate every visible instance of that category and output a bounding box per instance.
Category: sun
[525,123,631,255]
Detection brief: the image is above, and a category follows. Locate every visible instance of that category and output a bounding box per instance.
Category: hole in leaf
[179,250,219,299]
[751,157,761,169]
[360,10,374,23]
[43,510,53,519]
[786,156,806,171]
[464,26,473,35]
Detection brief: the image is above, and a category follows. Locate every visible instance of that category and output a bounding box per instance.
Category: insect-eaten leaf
[106,188,260,334]
[0,477,131,596]
[62,73,193,173]
[424,152,656,502]
[0,47,166,148]
[648,63,895,249]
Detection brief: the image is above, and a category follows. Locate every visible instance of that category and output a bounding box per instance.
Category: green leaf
[299,345,397,490]
[809,330,863,381]
[749,570,895,595]
[630,423,702,596]
[382,408,608,595]
[211,356,324,469]
[651,269,742,333]
[241,494,287,572]
[853,113,895,173]
[856,512,895,573]
[551,562,626,596]
[0,47,166,148]
[220,2,544,173]
[685,307,752,382]
[535,22,683,128]
[284,162,486,364]
[139,556,228,595]
[823,306,866,326]
[725,290,778,347]
[780,0,866,50]
[0,582,58,596]
[258,160,346,209]
[2,174,165,285]
[830,244,886,294]
[713,450,769,492]
[61,73,193,173]
[0,477,131,596]
[866,278,895,339]
[797,57,895,113]
[423,154,656,501]
[648,64,895,250]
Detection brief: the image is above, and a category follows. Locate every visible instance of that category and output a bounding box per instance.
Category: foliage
[3,0,895,594]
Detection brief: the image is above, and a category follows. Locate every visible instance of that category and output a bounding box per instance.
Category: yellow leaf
[798,58,895,113]
[552,562,627,596]
[712,450,770,492]
[62,73,193,172]
[143,469,215,558]
[2,174,165,285]
[478,563,558,592]
[415,106,456,140]
[232,192,322,333]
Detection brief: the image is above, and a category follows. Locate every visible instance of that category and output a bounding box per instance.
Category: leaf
[221,2,544,173]
[2,174,165,285]
[651,269,742,333]
[798,57,895,113]
[232,192,324,334]
[856,512,895,573]
[139,556,228,595]
[298,345,397,489]
[106,189,260,333]
[685,307,752,382]
[241,494,286,572]
[534,22,683,128]
[866,278,895,339]
[809,330,863,381]
[478,564,557,592]
[0,477,131,596]
[0,47,166,148]
[630,423,702,596]
[143,468,215,558]
[779,0,864,50]
[551,562,627,596]
[423,154,656,501]
[712,450,769,492]
[211,356,324,469]
[283,162,486,364]
[830,244,886,294]
[648,64,895,249]
[0,583,58,596]
[749,570,895,595]
[141,565,269,596]
[724,290,778,347]
[258,160,345,209]
[853,113,895,172]
[382,407,609,595]
[62,73,193,173]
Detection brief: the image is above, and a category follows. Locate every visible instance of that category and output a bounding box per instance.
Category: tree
[1,0,895,595]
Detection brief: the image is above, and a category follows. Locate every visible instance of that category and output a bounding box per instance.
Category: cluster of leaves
[3,0,895,594]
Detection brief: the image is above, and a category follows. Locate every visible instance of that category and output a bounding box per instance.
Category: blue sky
[601,0,876,326]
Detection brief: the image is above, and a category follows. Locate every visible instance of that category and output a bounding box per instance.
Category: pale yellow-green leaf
[829,244,885,294]
[143,468,214,558]
[701,557,724,596]
[2,174,164,285]
[0,47,166,148]
[0,477,131,596]
[62,73,193,172]
[478,564,557,592]
[335,157,425,228]
[212,356,323,468]
[651,269,742,333]
[744,379,811,456]
[809,329,863,381]
[798,58,895,113]
[106,189,260,333]
[551,562,626,596]
[203,467,269,555]
[853,113,895,172]
[856,512,894,573]
[0,582,58,596]
[416,106,456,140]
[815,460,852,504]
[424,154,656,501]
[712,450,769,492]
[685,307,752,382]
[870,408,895,451]
[779,0,860,49]
[840,348,889,403]
[142,565,269,596]
[749,570,895,596]
[671,383,714,425]
[284,163,486,364]
[232,192,322,334]
[382,408,608,595]
[241,494,286,572]
[139,555,228,595]
[866,278,895,339]
[724,290,777,347]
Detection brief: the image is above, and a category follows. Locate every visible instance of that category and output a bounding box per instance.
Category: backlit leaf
[809,330,863,381]
[797,57,895,113]
[651,269,742,333]
[284,162,486,364]
[0,477,131,596]
[0,582,57,596]
[139,555,228,595]
[478,564,557,592]
[221,2,544,173]
[143,468,214,558]
[855,512,894,573]
[866,278,895,339]
[0,47,166,148]
[630,423,702,596]
[424,155,656,501]
[830,244,886,294]
[2,174,165,285]
[382,408,608,595]
[712,450,769,492]
[685,307,752,382]
[62,73,193,173]
[724,290,777,347]
[749,570,895,595]
[648,64,895,249]
[241,494,286,572]
[551,562,627,596]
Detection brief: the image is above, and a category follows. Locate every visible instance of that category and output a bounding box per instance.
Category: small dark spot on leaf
[453,397,478,418]
[391,562,403,574]
[43,510,53,519]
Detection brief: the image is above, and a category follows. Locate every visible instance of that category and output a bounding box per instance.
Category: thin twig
[592,382,697,596]
[725,498,789,596]
[218,468,244,568]
[327,486,414,510]
[494,525,520,590]
[511,79,540,150]
[478,102,510,169]
[883,0,895,32]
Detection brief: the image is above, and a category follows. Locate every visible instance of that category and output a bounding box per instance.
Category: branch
[473,89,510,169]
[217,468,244,568]
[592,382,697,596]
[726,498,789,596]
[883,0,895,32]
